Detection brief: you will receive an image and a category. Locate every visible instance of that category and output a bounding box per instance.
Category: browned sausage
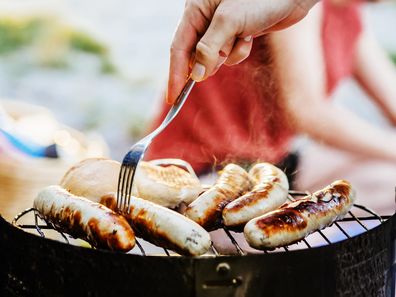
[34,185,135,252]
[244,180,356,249]
[121,195,211,256]
[185,164,251,230]
[223,163,289,227]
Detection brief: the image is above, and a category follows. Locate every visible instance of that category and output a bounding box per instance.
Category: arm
[167,0,319,104]
[353,25,396,125]
[272,5,396,162]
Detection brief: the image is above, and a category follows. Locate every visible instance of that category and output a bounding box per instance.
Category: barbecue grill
[0,191,395,297]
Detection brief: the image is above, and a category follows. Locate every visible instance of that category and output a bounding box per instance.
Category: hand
[166,0,319,104]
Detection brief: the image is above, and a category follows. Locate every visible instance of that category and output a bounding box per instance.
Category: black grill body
[0,214,395,297]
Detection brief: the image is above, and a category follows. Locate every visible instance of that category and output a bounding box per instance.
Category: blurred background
[0,0,185,220]
[0,0,186,159]
[0,0,395,220]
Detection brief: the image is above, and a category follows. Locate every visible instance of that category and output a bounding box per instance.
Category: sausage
[222,163,289,228]
[185,164,251,230]
[33,185,135,252]
[244,180,356,249]
[122,195,211,256]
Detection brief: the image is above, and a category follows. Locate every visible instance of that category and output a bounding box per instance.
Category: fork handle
[160,78,195,130]
[138,78,195,145]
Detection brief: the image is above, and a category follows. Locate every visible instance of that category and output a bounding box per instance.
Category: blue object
[0,128,58,158]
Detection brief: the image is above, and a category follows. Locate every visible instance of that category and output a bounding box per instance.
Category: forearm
[293,100,396,162]
[270,3,396,161]
[353,29,396,125]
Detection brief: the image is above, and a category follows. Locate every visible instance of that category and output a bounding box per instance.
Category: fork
[116,77,195,213]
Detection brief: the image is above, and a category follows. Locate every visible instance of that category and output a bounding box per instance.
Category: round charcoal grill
[0,190,395,297]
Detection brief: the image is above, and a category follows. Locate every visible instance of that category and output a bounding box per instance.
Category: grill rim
[1,213,395,297]
[11,200,390,257]
[3,208,395,259]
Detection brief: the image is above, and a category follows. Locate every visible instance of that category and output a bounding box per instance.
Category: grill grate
[12,190,389,256]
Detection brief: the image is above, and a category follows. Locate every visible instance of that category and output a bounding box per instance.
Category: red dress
[146,0,363,174]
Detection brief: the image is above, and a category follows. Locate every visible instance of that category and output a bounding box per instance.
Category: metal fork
[116,77,195,213]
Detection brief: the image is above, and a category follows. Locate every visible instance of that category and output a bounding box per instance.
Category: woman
[146,0,396,211]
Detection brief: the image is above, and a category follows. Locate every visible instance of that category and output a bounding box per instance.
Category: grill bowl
[0,211,395,297]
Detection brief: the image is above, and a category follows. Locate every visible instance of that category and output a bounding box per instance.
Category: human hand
[166,0,319,104]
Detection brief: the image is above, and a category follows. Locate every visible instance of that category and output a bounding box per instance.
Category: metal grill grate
[12,190,389,256]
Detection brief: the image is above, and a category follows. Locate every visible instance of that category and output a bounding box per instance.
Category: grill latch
[195,260,248,297]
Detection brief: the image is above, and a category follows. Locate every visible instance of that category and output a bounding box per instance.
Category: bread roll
[60,158,203,208]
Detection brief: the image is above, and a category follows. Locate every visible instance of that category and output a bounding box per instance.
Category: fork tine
[127,164,141,213]
[116,165,125,211]
[122,166,133,213]
[124,164,134,213]
[118,164,130,212]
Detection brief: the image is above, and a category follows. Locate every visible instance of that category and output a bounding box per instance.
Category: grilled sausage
[185,164,251,230]
[121,195,211,256]
[33,185,135,252]
[222,163,289,228]
[244,180,356,249]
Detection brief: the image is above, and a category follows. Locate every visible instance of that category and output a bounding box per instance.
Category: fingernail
[166,93,172,104]
[244,35,252,42]
[191,63,206,81]
[165,83,172,104]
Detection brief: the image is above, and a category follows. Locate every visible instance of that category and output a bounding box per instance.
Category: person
[147,0,396,214]
[147,0,396,254]
[167,0,320,104]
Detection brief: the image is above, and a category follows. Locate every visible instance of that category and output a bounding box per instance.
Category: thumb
[192,10,237,81]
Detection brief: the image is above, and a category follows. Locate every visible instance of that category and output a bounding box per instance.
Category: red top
[146,0,363,174]
[322,0,363,92]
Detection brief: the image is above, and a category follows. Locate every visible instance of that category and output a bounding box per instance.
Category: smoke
[193,36,293,175]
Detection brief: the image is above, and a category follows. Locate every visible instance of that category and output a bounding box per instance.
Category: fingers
[167,48,191,104]
[224,36,253,66]
[167,0,318,104]
[191,8,238,81]
[214,38,235,70]
[167,9,202,104]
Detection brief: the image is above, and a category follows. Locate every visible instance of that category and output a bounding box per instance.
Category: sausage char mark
[225,183,275,213]
[199,192,235,230]
[255,209,307,236]
[185,164,251,230]
[100,194,117,211]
